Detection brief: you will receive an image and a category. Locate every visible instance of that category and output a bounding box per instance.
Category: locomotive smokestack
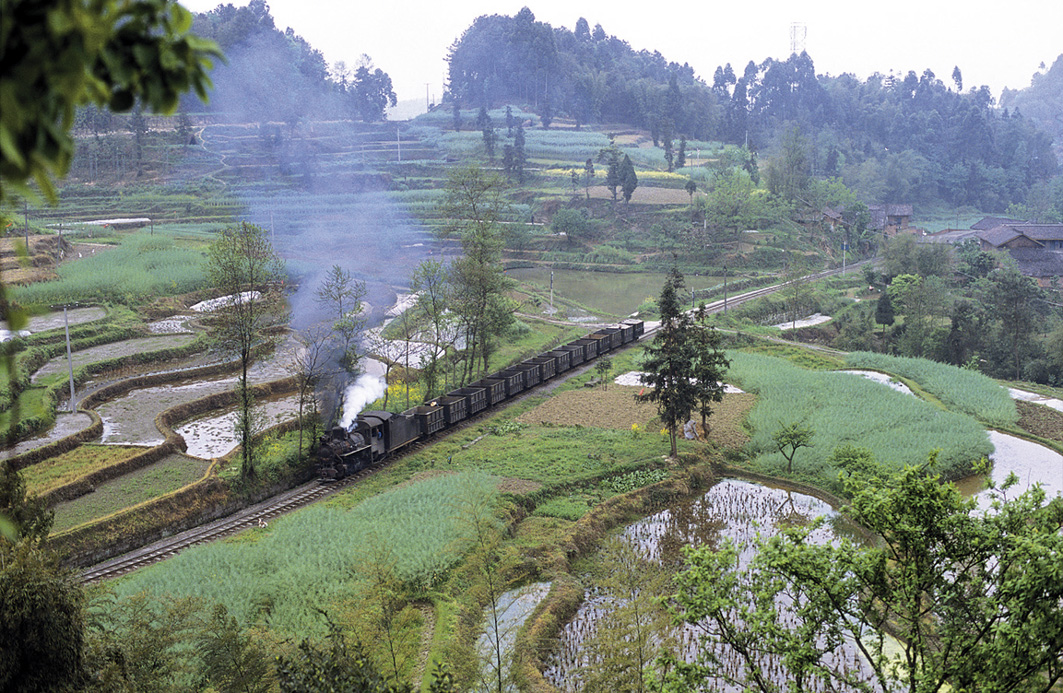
[339,373,387,428]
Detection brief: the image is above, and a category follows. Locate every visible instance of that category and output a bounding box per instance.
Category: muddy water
[97,341,299,446]
[953,430,1063,506]
[476,582,551,693]
[25,307,107,333]
[32,334,198,383]
[175,394,301,459]
[4,412,95,456]
[545,479,871,690]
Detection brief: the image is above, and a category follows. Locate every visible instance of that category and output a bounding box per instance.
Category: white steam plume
[340,373,387,428]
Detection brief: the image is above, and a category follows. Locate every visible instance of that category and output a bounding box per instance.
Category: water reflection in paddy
[545,479,872,690]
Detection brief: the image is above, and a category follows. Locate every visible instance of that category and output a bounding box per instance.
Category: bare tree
[207,222,286,482]
[315,265,367,375]
[289,326,333,459]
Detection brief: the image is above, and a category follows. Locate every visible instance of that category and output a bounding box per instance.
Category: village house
[975,219,1063,286]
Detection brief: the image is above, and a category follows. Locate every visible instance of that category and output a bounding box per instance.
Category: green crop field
[845,352,1018,427]
[22,444,146,497]
[12,232,208,307]
[727,351,992,486]
[112,472,498,637]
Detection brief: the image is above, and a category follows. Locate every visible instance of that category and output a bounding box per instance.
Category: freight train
[316,318,645,479]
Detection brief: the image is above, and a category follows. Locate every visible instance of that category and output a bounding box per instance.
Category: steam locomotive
[316,318,645,479]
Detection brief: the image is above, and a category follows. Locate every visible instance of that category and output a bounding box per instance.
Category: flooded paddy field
[96,346,298,446]
[5,411,94,456]
[175,393,301,459]
[955,430,1063,505]
[51,453,212,533]
[545,479,871,690]
[25,306,107,333]
[32,334,198,383]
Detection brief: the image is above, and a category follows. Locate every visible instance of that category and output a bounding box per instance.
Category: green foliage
[727,351,992,484]
[844,351,1018,426]
[0,0,220,202]
[276,625,411,693]
[12,233,207,306]
[638,268,700,457]
[196,604,272,693]
[532,496,590,521]
[0,540,86,692]
[113,473,497,635]
[662,461,1063,692]
[602,468,668,495]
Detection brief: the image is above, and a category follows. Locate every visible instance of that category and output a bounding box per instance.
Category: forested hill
[184,0,396,124]
[447,9,714,138]
[446,9,1058,212]
[1001,54,1063,157]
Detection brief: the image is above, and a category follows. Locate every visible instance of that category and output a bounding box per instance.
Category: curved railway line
[79,261,870,583]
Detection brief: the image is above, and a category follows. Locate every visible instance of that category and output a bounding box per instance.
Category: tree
[276,621,411,693]
[875,289,895,336]
[605,154,620,201]
[771,421,813,474]
[594,355,612,389]
[356,539,419,683]
[684,178,696,203]
[439,166,514,383]
[290,326,331,459]
[0,0,220,203]
[411,259,453,398]
[315,264,367,375]
[578,538,676,692]
[661,459,1063,692]
[196,605,272,693]
[512,123,526,183]
[583,158,595,200]
[637,268,699,457]
[691,310,730,435]
[207,222,286,482]
[620,154,638,203]
[452,476,519,693]
[0,540,86,693]
[782,254,813,331]
[985,264,1046,380]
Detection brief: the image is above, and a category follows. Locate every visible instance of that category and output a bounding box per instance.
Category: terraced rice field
[32,333,198,382]
[51,453,212,532]
[96,343,297,446]
[176,393,301,459]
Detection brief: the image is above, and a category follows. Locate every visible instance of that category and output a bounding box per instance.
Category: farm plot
[50,453,212,533]
[21,444,147,497]
[95,344,297,446]
[31,334,198,383]
[6,411,94,457]
[176,393,301,459]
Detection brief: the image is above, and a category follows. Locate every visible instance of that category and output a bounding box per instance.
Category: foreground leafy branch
[660,458,1063,692]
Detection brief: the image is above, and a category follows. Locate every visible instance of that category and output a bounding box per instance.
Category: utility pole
[64,307,76,413]
[550,270,554,313]
[723,264,728,313]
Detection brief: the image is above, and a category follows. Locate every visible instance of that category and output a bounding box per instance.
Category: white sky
[179,0,1063,110]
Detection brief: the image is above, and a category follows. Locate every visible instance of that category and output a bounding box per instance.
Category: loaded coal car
[317,318,646,480]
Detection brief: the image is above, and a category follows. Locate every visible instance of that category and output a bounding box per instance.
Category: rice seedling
[845,352,1018,426]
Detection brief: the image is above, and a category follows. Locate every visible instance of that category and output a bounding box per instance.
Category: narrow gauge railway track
[79,356,608,584]
[80,262,870,583]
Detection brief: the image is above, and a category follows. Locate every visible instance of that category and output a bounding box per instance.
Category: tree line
[446,10,1060,212]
